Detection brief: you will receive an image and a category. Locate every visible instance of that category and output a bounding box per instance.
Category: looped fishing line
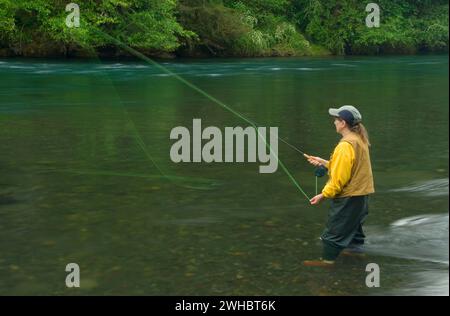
[87,27,316,202]
[76,40,217,190]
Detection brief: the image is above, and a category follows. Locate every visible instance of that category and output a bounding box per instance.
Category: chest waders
[321,195,369,260]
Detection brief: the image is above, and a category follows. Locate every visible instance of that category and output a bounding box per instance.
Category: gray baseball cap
[328,105,362,126]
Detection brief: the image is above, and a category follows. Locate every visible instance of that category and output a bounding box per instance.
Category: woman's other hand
[310,193,324,205]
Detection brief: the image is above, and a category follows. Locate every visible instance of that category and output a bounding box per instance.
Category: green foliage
[0,0,448,57]
[177,1,251,55]
[0,0,194,56]
[413,4,449,51]
[0,0,16,43]
[177,0,316,56]
[295,0,448,55]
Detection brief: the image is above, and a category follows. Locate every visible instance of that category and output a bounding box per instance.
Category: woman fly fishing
[303,105,375,267]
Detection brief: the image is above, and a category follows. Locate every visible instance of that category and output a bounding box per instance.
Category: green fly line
[315,176,318,196]
[122,106,218,190]
[82,26,315,202]
[39,168,219,184]
[64,38,218,190]
[99,30,312,202]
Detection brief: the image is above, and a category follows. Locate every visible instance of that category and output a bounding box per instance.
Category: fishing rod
[106,8,320,163]
[108,8,316,161]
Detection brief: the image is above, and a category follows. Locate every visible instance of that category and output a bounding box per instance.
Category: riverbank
[0,1,448,59]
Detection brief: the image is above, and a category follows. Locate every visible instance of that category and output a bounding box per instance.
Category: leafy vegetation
[0,0,448,57]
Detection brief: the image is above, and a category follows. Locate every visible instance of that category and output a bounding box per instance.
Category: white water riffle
[366,213,449,295]
[391,178,449,197]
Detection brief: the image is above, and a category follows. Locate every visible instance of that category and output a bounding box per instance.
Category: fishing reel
[314,165,327,177]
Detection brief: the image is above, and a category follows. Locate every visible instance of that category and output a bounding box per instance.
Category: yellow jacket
[322,133,375,198]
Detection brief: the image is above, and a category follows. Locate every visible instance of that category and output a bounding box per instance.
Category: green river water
[0,55,448,295]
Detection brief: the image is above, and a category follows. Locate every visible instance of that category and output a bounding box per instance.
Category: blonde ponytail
[351,123,371,146]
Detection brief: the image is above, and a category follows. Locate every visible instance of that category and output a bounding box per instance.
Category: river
[0,55,448,295]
